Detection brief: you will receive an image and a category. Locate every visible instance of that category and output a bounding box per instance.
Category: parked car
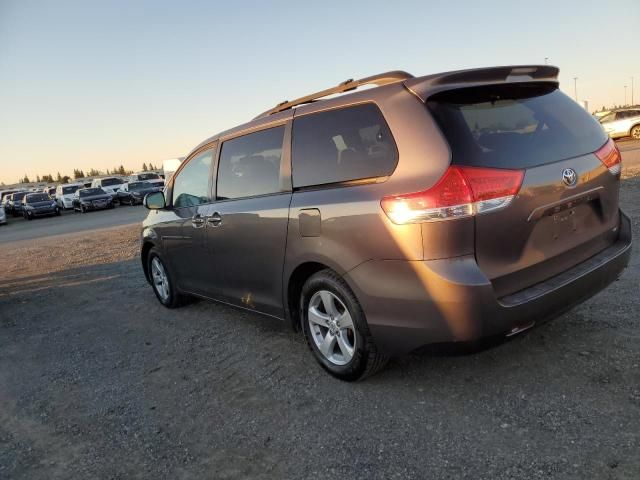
[599,108,640,140]
[91,177,125,196]
[0,204,6,225]
[128,172,165,189]
[116,181,161,205]
[55,183,84,209]
[44,186,57,199]
[73,187,115,212]
[7,191,28,216]
[22,193,61,220]
[139,66,631,380]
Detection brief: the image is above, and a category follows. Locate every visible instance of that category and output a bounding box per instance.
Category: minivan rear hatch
[427,83,621,297]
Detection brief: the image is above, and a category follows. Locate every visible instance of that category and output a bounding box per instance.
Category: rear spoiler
[404,65,559,102]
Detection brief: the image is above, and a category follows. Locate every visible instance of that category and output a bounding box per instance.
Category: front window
[62,186,80,195]
[26,194,50,203]
[172,149,214,208]
[599,112,617,123]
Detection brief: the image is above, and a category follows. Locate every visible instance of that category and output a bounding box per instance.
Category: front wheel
[147,249,185,308]
[631,124,640,140]
[301,269,388,381]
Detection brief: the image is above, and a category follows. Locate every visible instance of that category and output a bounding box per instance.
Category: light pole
[545,57,549,65]
[573,77,578,101]
[624,85,627,105]
[632,77,635,105]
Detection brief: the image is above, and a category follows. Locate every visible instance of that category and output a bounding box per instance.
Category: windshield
[80,188,105,196]
[101,178,124,186]
[26,193,50,203]
[13,192,27,200]
[427,83,608,169]
[62,185,80,194]
[137,173,159,180]
[129,181,150,190]
[599,112,616,123]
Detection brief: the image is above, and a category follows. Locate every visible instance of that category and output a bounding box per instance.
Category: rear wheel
[300,269,388,381]
[631,124,640,140]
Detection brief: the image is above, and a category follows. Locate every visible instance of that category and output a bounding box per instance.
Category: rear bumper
[344,210,632,355]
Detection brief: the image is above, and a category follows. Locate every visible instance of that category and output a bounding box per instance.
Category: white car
[55,183,84,209]
[91,176,125,195]
[599,108,640,140]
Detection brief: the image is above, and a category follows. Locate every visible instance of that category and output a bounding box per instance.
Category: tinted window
[173,149,213,207]
[291,104,398,188]
[129,181,150,190]
[427,84,608,169]
[26,194,50,202]
[80,188,105,196]
[13,192,26,201]
[217,127,284,200]
[62,186,79,194]
[101,178,123,186]
[138,173,159,180]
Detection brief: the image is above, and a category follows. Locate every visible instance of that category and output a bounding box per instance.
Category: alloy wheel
[308,290,356,366]
[151,257,170,302]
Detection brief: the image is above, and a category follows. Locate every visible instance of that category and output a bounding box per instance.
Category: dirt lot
[1,173,639,479]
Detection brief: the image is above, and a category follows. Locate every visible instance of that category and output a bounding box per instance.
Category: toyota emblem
[562,168,577,187]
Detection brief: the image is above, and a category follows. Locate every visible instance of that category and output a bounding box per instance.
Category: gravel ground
[0,174,639,479]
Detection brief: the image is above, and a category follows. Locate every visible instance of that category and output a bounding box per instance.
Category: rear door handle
[206,212,223,227]
[191,214,205,228]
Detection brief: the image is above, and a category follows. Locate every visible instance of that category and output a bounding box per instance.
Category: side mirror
[144,191,166,210]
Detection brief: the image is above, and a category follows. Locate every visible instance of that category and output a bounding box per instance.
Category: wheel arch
[141,240,156,283]
[285,261,333,331]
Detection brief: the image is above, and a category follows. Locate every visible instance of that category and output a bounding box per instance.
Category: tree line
[13,163,161,185]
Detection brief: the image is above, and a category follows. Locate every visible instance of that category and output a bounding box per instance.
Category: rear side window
[217,126,284,200]
[291,103,398,188]
[427,84,608,169]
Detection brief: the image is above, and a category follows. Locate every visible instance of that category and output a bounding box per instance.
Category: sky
[1,0,638,185]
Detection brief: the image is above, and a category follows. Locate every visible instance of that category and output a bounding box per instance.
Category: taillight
[381,166,524,224]
[595,138,622,176]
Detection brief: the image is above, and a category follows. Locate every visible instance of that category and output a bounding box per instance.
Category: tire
[80,205,86,213]
[631,124,640,141]
[300,269,388,381]
[147,248,184,308]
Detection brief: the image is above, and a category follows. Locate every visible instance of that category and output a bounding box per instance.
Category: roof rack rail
[254,70,413,119]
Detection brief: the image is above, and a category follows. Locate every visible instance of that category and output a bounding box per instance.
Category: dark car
[116,181,161,205]
[73,188,115,213]
[22,193,61,220]
[7,191,28,217]
[139,66,631,380]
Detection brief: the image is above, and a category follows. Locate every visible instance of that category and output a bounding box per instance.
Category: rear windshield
[101,178,123,186]
[129,181,149,190]
[13,192,27,200]
[80,188,105,196]
[26,194,50,202]
[427,84,608,169]
[137,173,159,180]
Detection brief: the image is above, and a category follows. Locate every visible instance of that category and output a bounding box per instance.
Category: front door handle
[191,214,205,228]
[206,212,223,227]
